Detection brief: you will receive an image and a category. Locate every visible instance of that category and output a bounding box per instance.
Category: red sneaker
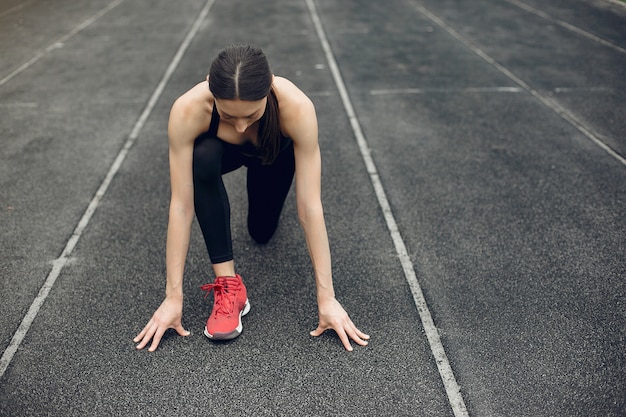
[200,275,250,340]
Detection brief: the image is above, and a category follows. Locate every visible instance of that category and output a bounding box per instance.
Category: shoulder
[273,76,317,138]
[274,76,315,113]
[168,82,214,145]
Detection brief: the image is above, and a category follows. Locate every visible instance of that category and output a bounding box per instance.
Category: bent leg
[246,143,295,244]
[193,134,243,263]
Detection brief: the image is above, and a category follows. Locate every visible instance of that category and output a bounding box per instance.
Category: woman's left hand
[310,297,370,351]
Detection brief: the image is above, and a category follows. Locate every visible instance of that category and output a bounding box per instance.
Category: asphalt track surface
[1,0,625,416]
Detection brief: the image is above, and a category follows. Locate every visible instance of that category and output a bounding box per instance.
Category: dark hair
[209,45,281,164]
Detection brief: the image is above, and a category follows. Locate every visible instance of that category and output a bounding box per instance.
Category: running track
[1,0,624,415]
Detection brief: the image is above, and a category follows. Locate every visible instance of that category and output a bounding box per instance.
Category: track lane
[0,0,209,370]
[412,0,626,158]
[0,0,456,415]
[1,0,623,415]
[314,0,626,415]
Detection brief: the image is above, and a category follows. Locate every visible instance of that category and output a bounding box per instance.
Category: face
[214,97,267,134]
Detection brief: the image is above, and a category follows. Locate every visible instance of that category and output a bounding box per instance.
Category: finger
[346,325,369,347]
[336,328,353,352]
[135,323,157,350]
[344,319,369,345]
[148,327,166,352]
[133,331,144,344]
[339,315,370,343]
[133,322,150,343]
[309,325,327,337]
[355,327,370,341]
[175,324,190,337]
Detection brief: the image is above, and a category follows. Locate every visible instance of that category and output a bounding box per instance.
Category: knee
[248,221,276,244]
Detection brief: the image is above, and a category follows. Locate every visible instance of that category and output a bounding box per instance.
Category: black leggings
[192,133,295,264]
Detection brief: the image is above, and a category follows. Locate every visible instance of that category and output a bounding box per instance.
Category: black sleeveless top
[207,102,292,159]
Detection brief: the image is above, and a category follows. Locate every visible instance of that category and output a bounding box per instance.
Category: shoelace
[200,278,240,315]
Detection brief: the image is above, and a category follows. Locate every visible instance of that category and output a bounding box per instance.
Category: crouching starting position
[134,44,369,352]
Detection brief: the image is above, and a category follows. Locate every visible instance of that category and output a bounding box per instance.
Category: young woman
[134,44,369,352]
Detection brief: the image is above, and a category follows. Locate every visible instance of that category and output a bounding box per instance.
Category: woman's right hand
[133,297,190,352]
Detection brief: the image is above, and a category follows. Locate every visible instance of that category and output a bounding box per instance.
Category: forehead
[215,98,266,117]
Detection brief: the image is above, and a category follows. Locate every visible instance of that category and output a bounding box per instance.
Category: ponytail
[257,89,281,165]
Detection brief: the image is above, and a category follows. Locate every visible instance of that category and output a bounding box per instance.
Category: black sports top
[207,101,292,159]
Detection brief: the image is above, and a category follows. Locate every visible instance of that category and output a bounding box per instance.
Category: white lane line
[553,87,613,93]
[409,0,626,167]
[369,86,612,95]
[504,0,626,54]
[0,102,38,108]
[604,0,626,7]
[370,86,522,95]
[0,0,125,87]
[0,0,216,379]
[304,1,470,416]
[0,0,36,18]
[306,90,335,97]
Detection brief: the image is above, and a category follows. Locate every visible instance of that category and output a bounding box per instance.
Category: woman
[134,44,369,352]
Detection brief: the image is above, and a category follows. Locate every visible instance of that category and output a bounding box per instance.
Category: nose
[235,120,248,133]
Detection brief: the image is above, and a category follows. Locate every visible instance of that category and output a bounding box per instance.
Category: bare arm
[290,100,331,298]
[281,81,369,350]
[134,93,207,351]
[164,119,196,300]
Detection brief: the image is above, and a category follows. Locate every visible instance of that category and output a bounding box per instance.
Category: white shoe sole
[204,299,250,340]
